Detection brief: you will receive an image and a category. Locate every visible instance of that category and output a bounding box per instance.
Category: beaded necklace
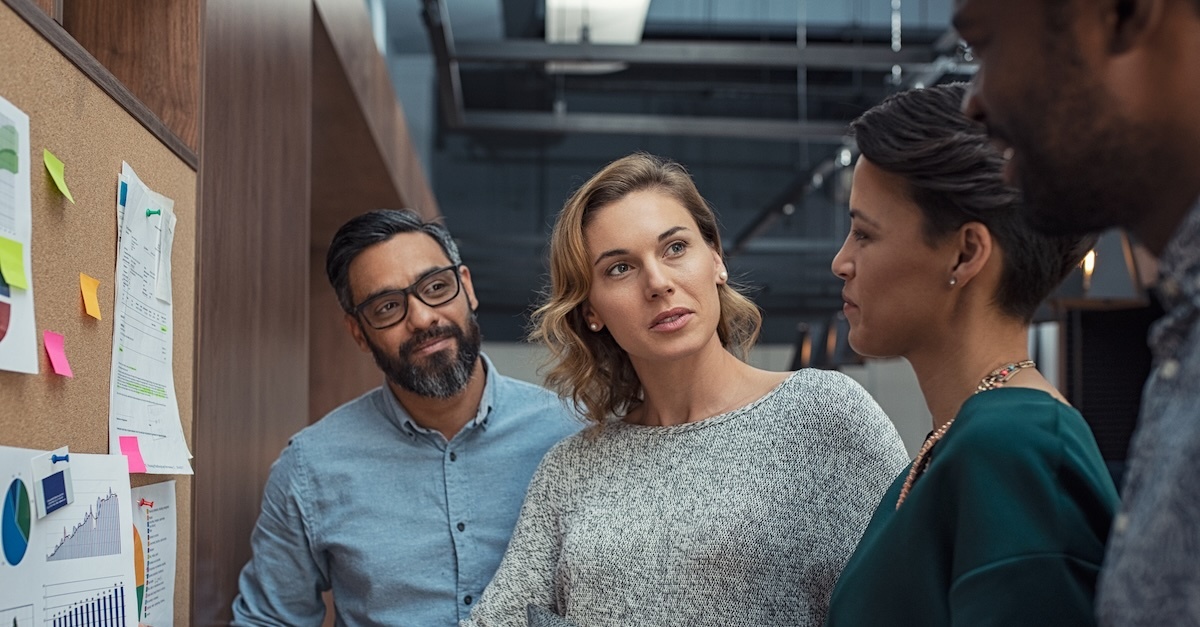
[895,359,1037,509]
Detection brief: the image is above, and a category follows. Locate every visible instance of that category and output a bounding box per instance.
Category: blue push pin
[146,208,161,217]
[51,453,69,464]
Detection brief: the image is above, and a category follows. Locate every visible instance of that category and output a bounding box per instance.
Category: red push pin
[138,498,154,508]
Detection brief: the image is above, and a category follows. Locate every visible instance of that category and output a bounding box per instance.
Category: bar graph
[43,580,127,627]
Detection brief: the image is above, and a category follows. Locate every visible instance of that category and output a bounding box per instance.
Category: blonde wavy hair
[529,152,762,425]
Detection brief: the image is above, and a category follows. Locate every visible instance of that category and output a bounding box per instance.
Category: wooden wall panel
[62,0,201,150]
[310,14,404,251]
[30,0,57,21]
[309,0,441,431]
[192,0,312,623]
[311,0,439,230]
[308,246,380,423]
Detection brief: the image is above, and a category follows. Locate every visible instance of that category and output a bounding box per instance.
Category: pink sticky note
[119,436,147,473]
[43,331,74,377]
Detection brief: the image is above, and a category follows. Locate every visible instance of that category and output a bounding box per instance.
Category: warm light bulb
[1082,249,1096,291]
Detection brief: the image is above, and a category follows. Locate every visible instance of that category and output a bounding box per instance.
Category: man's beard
[367,313,482,399]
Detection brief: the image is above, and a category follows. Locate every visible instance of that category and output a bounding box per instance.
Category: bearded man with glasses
[233,209,581,627]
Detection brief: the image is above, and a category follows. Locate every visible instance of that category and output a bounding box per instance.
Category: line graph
[45,491,121,562]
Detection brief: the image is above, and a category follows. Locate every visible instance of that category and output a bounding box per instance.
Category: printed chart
[43,578,129,627]
[46,491,121,562]
[2,479,30,566]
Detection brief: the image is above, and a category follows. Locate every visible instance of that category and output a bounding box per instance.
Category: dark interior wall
[192,0,312,623]
[431,131,848,342]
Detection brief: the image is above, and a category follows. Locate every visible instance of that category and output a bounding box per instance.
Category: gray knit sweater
[463,369,910,627]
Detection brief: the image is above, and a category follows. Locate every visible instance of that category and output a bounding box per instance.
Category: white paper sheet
[108,163,191,475]
[0,95,37,374]
[1,447,139,626]
[130,481,176,627]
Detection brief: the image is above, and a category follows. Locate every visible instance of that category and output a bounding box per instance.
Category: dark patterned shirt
[1097,196,1200,626]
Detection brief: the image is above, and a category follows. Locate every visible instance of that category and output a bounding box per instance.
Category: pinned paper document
[109,162,191,474]
[0,96,38,374]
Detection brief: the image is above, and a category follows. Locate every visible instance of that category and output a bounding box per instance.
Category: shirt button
[1160,278,1180,299]
[449,451,457,462]
[1160,359,1181,380]
[464,595,473,605]
[1114,513,1129,533]
[457,522,465,532]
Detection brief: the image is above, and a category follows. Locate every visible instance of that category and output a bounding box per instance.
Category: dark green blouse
[826,388,1119,627]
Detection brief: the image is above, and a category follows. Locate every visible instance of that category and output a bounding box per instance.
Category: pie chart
[2,478,31,565]
[0,271,11,345]
[134,525,146,618]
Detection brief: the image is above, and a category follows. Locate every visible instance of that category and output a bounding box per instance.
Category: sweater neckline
[609,370,802,435]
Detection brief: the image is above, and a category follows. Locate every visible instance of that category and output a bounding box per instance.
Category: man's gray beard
[369,313,482,399]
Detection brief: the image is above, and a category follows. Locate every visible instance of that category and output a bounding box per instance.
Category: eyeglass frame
[351,264,464,330]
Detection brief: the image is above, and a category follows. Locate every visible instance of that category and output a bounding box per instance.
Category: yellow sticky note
[0,236,28,289]
[80,273,101,319]
[43,149,75,203]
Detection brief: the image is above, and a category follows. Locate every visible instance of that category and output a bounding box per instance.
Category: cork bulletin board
[0,4,195,624]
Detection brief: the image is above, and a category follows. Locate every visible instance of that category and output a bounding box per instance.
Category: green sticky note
[43,148,75,203]
[0,236,28,289]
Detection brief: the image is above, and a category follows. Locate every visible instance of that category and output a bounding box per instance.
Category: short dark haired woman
[825,83,1119,626]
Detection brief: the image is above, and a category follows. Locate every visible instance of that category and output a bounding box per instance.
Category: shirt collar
[1156,194,1200,311]
[377,353,498,437]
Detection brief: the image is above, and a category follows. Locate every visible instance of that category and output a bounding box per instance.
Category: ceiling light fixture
[545,0,652,74]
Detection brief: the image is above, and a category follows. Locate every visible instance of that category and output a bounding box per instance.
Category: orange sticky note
[79,273,101,319]
[119,436,147,473]
[43,330,73,377]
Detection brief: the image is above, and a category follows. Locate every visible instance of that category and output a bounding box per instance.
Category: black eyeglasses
[353,265,462,329]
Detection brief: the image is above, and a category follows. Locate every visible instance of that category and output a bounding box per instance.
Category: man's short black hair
[325,209,461,313]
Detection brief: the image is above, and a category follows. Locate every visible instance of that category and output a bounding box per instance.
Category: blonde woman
[463,152,909,627]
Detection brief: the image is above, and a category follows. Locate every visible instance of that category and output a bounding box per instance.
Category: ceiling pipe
[419,0,949,142]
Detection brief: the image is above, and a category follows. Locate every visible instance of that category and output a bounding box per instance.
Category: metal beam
[729,157,842,257]
[461,110,848,142]
[453,40,935,71]
[420,0,464,126]
[739,239,843,255]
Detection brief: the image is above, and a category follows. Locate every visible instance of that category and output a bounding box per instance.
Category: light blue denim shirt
[232,354,582,627]
[1096,196,1200,626]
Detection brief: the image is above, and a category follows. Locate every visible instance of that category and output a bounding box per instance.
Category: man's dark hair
[325,209,462,314]
[851,83,1091,323]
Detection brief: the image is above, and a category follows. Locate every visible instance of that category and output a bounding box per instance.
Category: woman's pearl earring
[589,323,600,332]
[949,276,958,287]
[718,270,728,282]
